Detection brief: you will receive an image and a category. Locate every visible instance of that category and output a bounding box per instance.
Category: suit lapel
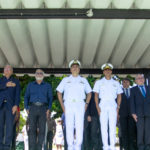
[136,86,144,98]
[122,89,127,99]
[145,85,148,97]
[136,85,147,98]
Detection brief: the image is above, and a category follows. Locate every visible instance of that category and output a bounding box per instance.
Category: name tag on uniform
[79,81,84,84]
[67,81,71,83]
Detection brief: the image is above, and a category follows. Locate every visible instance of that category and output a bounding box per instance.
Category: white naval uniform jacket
[93,77,123,108]
[56,75,92,102]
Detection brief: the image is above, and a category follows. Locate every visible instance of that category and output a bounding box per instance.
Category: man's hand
[15,111,20,122]
[6,81,16,87]
[26,109,29,115]
[95,92,101,116]
[57,92,65,114]
[87,116,92,122]
[62,107,65,114]
[132,114,138,122]
[12,105,18,115]
[117,107,120,121]
[46,110,51,119]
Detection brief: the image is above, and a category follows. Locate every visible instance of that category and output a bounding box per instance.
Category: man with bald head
[0,65,21,150]
[131,74,150,150]
[24,69,53,150]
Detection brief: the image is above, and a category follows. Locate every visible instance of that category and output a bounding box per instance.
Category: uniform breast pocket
[99,85,106,94]
[111,84,118,94]
[65,83,72,91]
[78,82,85,91]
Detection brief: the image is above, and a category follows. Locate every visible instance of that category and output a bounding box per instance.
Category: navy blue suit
[0,76,20,150]
[130,85,150,150]
[119,89,137,150]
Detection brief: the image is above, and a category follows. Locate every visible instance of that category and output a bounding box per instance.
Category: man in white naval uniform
[56,60,92,150]
[93,63,123,150]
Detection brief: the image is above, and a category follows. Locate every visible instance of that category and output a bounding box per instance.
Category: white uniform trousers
[100,105,117,150]
[64,101,85,150]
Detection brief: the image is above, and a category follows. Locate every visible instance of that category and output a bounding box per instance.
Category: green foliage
[19,114,26,132]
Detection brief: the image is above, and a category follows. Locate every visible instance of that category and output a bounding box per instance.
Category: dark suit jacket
[119,90,131,117]
[130,85,150,117]
[0,76,20,108]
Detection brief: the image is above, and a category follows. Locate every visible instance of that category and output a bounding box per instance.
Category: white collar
[70,75,80,79]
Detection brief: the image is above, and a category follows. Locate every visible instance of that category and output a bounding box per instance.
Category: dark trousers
[119,137,123,150]
[0,103,14,150]
[63,127,67,150]
[84,116,102,150]
[136,117,150,150]
[120,116,137,150]
[29,105,47,150]
[46,131,53,150]
[11,122,17,150]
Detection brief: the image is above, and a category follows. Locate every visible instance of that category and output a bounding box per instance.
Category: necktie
[140,86,146,97]
[125,89,129,98]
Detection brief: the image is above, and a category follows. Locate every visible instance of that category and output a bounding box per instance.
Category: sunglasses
[35,72,43,75]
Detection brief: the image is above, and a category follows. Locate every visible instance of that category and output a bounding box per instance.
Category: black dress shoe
[145,145,150,150]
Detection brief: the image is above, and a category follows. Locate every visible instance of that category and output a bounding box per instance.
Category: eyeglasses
[136,77,144,80]
[4,68,12,71]
[35,72,43,75]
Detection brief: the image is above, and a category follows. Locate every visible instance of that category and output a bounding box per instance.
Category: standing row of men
[57,60,150,150]
[0,65,53,150]
[0,60,150,150]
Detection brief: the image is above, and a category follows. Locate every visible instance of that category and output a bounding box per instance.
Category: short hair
[122,78,130,82]
[4,65,13,71]
[135,74,144,80]
[35,69,44,74]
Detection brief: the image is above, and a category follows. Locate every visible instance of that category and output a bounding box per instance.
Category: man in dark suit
[83,92,102,150]
[119,78,137,150]
[130,74,150,150]
[0,65,21,150]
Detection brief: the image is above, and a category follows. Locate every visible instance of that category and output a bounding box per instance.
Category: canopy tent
[0,0,150,74]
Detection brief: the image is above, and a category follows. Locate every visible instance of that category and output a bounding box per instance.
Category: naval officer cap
[69,60,81,68]
[101,63,113,70]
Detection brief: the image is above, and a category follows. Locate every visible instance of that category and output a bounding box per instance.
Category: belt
[31,102,47,106]
[66,99,84,102]
[3,100,7,103]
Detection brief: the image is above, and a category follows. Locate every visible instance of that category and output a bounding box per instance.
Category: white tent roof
[0,0,150,68]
